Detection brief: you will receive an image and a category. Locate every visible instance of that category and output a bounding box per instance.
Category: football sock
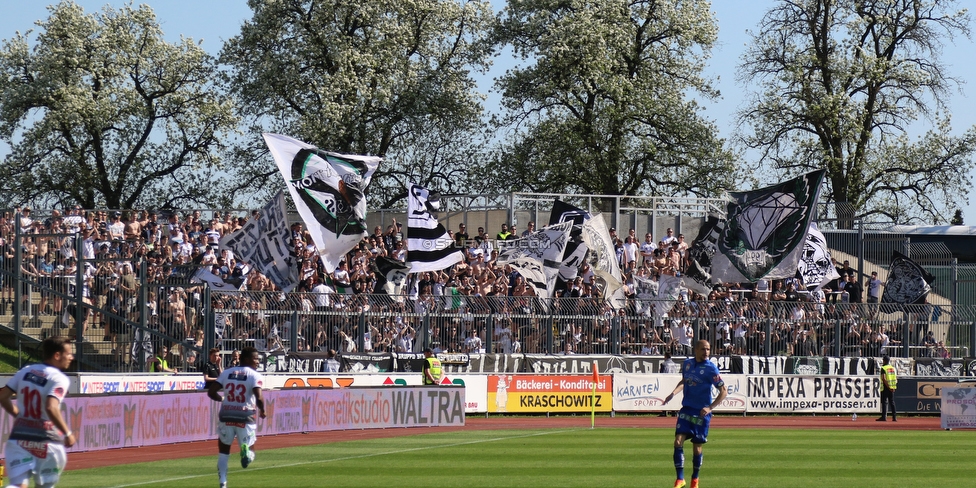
[693,452,703,479]
[218,453,229,483]
[674,446,685,480]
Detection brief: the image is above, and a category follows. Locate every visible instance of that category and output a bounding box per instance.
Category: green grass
[0,337,42,373]
[56,427,975,488]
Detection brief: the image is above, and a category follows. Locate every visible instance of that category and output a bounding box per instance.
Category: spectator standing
[839,260,856,280]
[208,347,266,487]
[675,234,689,264]
[455,223,469,247]
[464,328,483,353]
[202,347,223,389]
[622,236,638,271]
[663,340,727,488]
[661,351,680,373]
[107,211,125,241]
[845,274,863,303]
[124,211,142,242]
[661,228,677,246]
[640,233,655,266]
[226,349,241,369]
[865,271,883,303]
[322,349,341,372]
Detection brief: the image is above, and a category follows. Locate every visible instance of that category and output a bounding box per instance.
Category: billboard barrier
[612,374,748,413]
[744,375,880,413]
[0,386,464,456]
[265,373,488,413]
[487,375,612,413]
[940,387,976,429]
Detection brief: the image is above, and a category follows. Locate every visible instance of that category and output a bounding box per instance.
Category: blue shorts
[675,406,711,444]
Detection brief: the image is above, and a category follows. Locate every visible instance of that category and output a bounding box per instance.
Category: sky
[1,0,974,224]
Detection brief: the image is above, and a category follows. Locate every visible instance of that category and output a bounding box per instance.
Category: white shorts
[5,439,67,486]
[217,422,256,448]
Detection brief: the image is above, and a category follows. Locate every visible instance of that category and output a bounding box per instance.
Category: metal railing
[208,291,975,361]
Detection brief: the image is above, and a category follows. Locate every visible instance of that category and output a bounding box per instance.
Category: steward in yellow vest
[423,348,442,385]
[877,356,897,421]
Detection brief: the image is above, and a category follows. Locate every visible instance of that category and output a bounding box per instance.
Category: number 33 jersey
[5,364,70,443]
[216,366,264,424]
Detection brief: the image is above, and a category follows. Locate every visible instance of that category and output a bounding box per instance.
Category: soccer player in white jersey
[0,336,75,488]
[207,346,265,488]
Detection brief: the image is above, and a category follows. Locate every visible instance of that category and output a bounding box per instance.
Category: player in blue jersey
[663,340,727,488]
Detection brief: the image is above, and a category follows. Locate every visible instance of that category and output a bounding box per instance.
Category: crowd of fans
[0,207,952,373]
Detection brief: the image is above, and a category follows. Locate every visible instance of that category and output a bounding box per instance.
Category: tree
[738,0,976,227]
[220,0,495,208]
[483,0,737,198]
[0,2,238,210]
[950,208,964,225]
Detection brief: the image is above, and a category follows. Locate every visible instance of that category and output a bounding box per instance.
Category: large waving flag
[548,200,590,281]
[634,275,659,316]
[796,222,840,290]
[498,221,573,297]
[881,251,936,312]
[374,256,412,295]
[264,133,380,273]
[406,183,464,272]
[219,191,300,292]
[634,274,683,318]
[712,170,826,283]
[507,256,549,293]
[581,213,622,284]
[654,274,684,317]
[683,215,723,295]
[192,268,243,292]
[581,213,624,307]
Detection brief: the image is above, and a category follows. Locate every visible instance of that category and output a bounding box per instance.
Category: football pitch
[58,427,973,487]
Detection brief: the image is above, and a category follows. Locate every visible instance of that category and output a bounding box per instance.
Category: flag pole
[591,360,598,429]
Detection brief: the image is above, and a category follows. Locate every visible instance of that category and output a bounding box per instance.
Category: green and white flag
[325,275,353,295]
[712,170,825,283]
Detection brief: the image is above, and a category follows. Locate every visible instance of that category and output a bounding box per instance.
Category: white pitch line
[107,429,576,488]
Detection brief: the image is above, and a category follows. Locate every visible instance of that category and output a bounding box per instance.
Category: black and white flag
[581,212,622,285]
[497,221,572,297]
[683,215,723,296]
[406,183,464,273]
[547,200,590,281]
[219,191,301,292]
[374,256,412,295]
[712,170,825,283]
[796,222,840,290]
[507,256,549,294]
[265,133,380,273]
[192,268,242,291]
[634,274,683,317]
[634,275,659,316]
[881,251,936,311]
